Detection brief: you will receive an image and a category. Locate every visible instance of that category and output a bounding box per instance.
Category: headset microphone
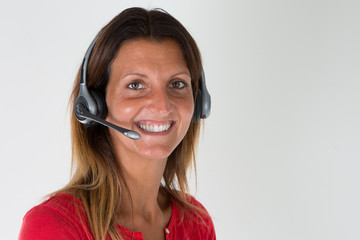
[75,103,141,140]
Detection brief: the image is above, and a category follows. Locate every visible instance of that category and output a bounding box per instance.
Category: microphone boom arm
[75,104,141,140]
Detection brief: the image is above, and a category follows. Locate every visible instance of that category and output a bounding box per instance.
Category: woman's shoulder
[186,194,215,225]
[186,194,209,211]
[22,193,83,223]
[169,193,216,239]
[19,193,91,240]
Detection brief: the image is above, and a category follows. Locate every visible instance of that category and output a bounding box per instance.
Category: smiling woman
[18,7,214,240]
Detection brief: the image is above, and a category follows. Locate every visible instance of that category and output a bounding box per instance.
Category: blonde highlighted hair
[56,7,206,240]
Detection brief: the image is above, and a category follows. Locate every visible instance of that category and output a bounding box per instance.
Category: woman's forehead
[110,38,189,78]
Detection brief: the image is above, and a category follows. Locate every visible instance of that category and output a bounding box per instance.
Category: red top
[19,193,216,240]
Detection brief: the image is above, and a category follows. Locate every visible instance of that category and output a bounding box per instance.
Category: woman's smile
[136,120,176,135]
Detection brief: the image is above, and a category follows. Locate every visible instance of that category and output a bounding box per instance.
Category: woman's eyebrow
[121,72,148,79]
[169,71,191,79]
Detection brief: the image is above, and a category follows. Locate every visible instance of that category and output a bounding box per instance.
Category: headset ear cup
[193,89,202,122]
[74,95,88,123]
[90,90,107,119]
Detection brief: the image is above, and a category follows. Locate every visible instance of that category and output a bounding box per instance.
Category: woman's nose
[146,89,173,115]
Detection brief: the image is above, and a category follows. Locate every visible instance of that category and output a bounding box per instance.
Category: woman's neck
[115,150,170,224]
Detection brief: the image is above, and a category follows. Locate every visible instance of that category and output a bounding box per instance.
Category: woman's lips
[135,120,175,134]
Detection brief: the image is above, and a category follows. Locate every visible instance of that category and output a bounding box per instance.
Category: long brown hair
[57,7,205,240]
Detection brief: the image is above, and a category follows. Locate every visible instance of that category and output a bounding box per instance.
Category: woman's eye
[170,81,187,89]
[128,81,143,90]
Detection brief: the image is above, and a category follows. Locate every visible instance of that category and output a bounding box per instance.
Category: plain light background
[1,0,360,239]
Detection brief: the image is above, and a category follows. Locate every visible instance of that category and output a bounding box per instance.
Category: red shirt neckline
[114,195,177,239]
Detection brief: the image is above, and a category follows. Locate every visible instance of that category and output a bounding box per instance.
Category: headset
[74,35,211,140]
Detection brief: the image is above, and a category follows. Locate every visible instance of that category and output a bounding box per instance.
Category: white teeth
[139,123,171,133]
[154,125,159,132]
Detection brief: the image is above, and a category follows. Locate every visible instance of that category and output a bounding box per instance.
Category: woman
[19,7,214,240]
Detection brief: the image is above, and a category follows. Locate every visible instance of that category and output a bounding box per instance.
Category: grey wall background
[1,0,359,239]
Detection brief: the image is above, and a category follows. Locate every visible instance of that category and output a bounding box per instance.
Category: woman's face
[105,38,194,161]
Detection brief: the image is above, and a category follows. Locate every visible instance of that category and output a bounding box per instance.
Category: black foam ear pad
[193,89,203,122]
[81,90,107,127]
[90,90,107,119]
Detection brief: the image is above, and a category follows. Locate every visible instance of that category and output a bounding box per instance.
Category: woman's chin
[134,144,177,161]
